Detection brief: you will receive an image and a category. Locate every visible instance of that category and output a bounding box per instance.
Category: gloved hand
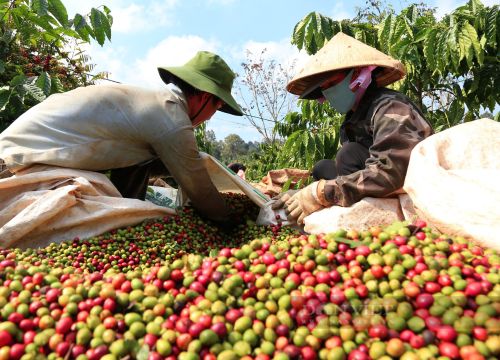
[271,189,299,210]
[284,182,325,225]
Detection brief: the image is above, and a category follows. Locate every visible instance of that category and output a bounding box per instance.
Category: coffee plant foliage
[0,0,113,130]
[274,100,343,171]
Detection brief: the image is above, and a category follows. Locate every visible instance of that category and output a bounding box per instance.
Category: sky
[64,0,496,142]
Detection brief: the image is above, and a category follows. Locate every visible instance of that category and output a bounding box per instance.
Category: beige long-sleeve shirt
[0,84,229,221]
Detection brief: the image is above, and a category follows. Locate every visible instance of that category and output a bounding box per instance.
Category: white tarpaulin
[404,118,500,250]
[200,152,270,208]
[0,165,174,249]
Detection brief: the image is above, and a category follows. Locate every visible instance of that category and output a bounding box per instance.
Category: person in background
[273,32,433,225]
[0,51,243,223]
[228,162,246,180]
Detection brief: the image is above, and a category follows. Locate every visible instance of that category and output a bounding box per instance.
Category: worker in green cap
[0,51,243,223]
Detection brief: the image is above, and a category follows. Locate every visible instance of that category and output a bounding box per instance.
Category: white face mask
[321,67,376,113]
[321,70,356,114]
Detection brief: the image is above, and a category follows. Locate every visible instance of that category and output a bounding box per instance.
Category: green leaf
[313,12,325,49]
[436,31,450,73]
[458,22,473,66]
[100,10,112,40]
[484,6,498,49]
[462,22,483,65]
[102,5,112,15]
[464,111,476,122]
[320,14,333,41]
[394,17,408,47]
[298,141,305,168]
[291,12,337,55]
[90,8,106,45]
[73,13,87,31]
[353,28,366,43]
[378,15,393,52]
[48,0,68,26]
[10,75,27,87]
[333,237,363,248]
[401,17,414,41]
[31,0,48,16]
[107,14,114,27]
[423,29,438,71]
[302,129,309,150]
[316,133,325,156]
[303,132,312,167]
[0,89,12,112]
[281,178,293,192]
[72,13,91,42]
[305,19,319,54]
[25,11,59,35]
[407,4,419,23]
[468,75,480,95]
[292,13,310,50]
[41,31,59,44]
[23,83,46,103]
[330,132,341,158]
[295,178,304,190]
[50,76,64,94]
[468,0,484,14]
[388,15,397,51]
[447,23,460,71]
[0,60,4,74]
[413,29,432,43]
[487,94,496,111]
[35,72,52,96]
[447,100,465,126]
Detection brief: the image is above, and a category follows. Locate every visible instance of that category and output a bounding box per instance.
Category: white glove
[270,189,299,210]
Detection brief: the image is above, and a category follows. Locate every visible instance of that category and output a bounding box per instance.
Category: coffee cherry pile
[6,193,298,274]
[0,195,498,360]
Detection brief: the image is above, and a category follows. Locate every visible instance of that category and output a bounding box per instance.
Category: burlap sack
[403,119,500,250]
[254,168,310,197]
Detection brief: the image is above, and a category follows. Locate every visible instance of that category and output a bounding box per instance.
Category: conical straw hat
[287,32,406,99]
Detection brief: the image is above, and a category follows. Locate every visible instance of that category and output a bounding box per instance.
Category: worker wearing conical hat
[273,33,433,225]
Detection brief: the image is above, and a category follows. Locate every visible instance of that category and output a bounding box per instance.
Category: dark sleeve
[323,99,433,206]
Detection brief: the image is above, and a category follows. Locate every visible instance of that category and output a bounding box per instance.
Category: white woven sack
[403,119,500,250]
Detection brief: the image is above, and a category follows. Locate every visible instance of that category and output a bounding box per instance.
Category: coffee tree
[0,0,113,130]
[274,101,343,171]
